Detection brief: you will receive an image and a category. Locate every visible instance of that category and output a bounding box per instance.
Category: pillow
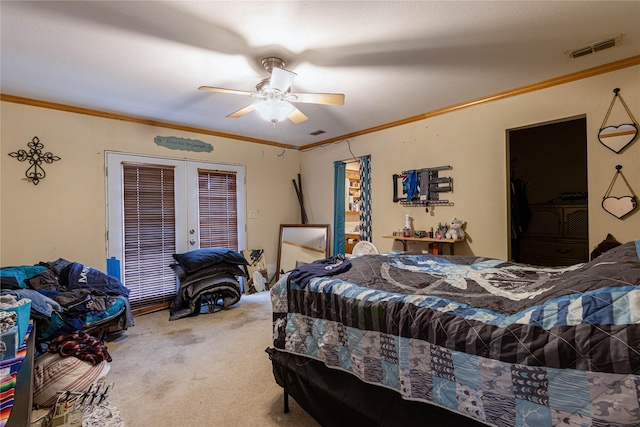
[33,352,111,407]
[0,265,47,289]
[172,248,248,273]
[170,262,246,282]
[590,234,622,260]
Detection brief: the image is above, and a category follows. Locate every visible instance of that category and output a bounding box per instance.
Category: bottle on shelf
[403,213,411,237]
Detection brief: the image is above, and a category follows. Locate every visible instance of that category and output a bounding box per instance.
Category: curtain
[358,155,372,242]
[333,161,346,255]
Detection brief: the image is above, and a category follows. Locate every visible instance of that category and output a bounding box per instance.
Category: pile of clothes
[1,259,130,410]
[34,330,113,407]
[169,248,247,320]
[48,330,112,364]
[0,258,133,348]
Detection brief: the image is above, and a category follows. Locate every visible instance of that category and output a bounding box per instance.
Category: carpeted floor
[105,291,319,427]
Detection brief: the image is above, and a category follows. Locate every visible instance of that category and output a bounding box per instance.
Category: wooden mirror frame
[276,224,330,281]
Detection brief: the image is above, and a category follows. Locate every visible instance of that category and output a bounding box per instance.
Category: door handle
[190,239,196,246]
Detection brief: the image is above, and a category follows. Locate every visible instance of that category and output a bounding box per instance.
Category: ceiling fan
[199,57,345,125]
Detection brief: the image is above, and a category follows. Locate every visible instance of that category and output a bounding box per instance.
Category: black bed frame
[267,348,487,427]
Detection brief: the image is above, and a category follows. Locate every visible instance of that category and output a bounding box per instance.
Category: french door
[106,152,246,312]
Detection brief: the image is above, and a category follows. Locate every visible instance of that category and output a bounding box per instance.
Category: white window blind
[123,162,177,311]
[198,169,238,250]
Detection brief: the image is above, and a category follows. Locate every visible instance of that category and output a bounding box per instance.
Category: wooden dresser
[519,204,589,266]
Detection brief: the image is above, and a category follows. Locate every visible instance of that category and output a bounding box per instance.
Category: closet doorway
[344,162,361,254]
[507,116,588,266]
[333,156,371,255]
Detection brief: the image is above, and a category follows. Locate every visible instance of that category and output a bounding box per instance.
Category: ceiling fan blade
[199,86,254,96]
[227,103,256,118]
[269,67,296,93]
[288,107,309,124]
[292,92,345,105]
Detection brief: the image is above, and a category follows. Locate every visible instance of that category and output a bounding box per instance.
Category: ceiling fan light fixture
[199,55,343,124]
[269,67,296,93]
[254,100,295,124]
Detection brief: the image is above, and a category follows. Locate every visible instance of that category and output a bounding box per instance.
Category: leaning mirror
[276,224,330,281]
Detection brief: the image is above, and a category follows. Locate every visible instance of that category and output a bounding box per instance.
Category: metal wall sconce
[8,136,61,185]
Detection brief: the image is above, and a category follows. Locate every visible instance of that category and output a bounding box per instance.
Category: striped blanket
[272,241,640,426]
[0,323,31,427]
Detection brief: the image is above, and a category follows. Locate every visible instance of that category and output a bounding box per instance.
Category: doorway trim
[105,151,247,276]
[333,155,372,255]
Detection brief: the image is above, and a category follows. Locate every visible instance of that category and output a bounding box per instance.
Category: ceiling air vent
[593,38,617,52]
[566,35,622,59]
[570,46,593,59]
[310,130,326,136]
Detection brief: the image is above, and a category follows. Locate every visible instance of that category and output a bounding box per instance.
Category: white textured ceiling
[2,1,639,148]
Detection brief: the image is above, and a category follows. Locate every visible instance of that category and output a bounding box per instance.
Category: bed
[268,240,640,427]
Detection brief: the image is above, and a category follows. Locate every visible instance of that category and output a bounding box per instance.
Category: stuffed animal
[444,218,466,240]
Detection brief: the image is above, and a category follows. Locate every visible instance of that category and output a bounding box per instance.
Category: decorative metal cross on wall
[8,136,61,185]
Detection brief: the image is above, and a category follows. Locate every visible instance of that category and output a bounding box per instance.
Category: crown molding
[2,55,638,152]
[0,93,298,150]
[301,55,640,151]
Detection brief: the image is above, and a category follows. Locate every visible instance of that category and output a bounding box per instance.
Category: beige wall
[2,65,639,272]
[301,65,640,260]
[1,103,302,273]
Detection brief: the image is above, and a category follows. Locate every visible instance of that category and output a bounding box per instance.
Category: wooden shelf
[346,169,360,213]
[382,235,463,254]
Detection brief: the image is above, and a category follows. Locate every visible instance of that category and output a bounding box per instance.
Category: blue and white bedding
[271,241,640,426]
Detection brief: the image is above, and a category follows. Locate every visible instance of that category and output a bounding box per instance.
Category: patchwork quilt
[271,241,640,427]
